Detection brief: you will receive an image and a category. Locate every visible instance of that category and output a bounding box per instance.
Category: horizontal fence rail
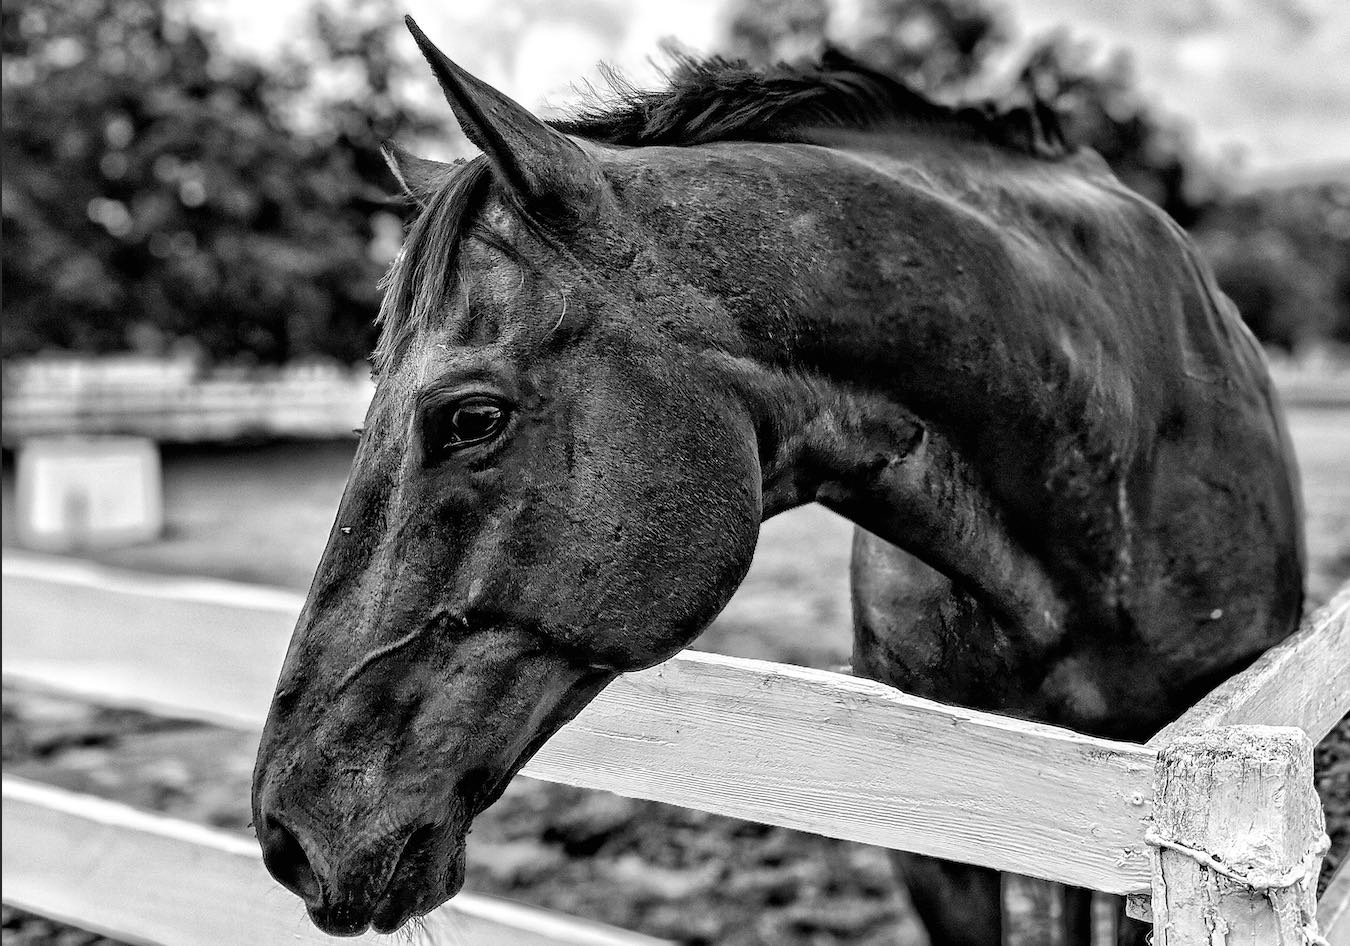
[3,553,1349,912]
[1,357,374,444]
[3,357,1343,445]
[1,776,666,946]
[2,552,1156,894]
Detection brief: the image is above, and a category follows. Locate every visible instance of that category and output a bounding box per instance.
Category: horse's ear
[403,16,601,221]
[380,142,458,208]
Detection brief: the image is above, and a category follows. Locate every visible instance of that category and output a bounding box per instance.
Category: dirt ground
[2,403,1347,944]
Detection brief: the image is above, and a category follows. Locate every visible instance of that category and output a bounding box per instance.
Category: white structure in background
[15,437,164,552]
[1,356,375,444]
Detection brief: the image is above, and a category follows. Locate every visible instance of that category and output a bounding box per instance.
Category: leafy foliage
[1016,34,1214,228]
[1191,182,1350,351]
[833,0,1006,93]
[1,0,439,364]
[726,0,1005,94]
[725,0,832,67]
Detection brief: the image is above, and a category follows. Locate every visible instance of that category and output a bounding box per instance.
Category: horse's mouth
[305,832,467,937]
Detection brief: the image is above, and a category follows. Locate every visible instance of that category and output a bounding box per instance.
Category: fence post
[1149,725,1327,945]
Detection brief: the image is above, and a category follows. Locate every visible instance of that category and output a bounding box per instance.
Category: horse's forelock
[374,156,494,374]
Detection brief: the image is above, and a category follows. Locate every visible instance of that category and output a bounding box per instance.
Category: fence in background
[1,356,374,445]
[3,354,1347,447]
[2,553,1348,945]
[1267,359,1350,408]
[3,777,665,946]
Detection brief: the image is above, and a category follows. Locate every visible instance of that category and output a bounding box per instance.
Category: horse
[251,17,1303,945]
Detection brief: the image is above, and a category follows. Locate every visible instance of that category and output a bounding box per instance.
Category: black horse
[252,19,1303,944]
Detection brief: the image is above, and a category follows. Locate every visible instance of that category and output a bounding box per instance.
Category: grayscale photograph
[2,1,1348,944]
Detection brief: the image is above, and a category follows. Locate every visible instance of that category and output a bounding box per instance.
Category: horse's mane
[375,51,1069,371]
[554,49,1070,159]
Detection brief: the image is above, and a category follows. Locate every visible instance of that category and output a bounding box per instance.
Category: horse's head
[251,20,771,935]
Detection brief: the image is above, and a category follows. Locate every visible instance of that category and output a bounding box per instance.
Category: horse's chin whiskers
[392,913,429,944]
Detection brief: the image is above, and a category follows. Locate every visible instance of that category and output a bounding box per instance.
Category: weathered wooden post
[1149,725,1328,945]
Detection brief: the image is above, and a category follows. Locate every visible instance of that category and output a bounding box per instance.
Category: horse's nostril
[259,814,321,903]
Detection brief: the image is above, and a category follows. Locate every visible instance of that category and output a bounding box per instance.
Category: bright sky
[192,0,1350,185]
[991,0,1350,184]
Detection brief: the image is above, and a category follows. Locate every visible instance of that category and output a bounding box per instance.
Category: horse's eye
[423,397,509,463]
[449,402,503,441]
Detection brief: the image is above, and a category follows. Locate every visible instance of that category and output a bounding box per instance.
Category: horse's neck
[722,352,1067,650]
[694,143,1105,646]
[665,134,1296,708]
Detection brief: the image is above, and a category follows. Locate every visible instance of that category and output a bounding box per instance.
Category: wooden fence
[1,357,374,445]
[3,778,666,946]
[3,355,1345,446]
[2,551,1348,945]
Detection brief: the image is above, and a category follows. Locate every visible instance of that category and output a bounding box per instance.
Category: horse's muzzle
[255,806,466,935]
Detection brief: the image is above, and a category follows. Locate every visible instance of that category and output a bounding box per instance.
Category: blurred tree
[843,0,1006,94]
[725,0,831,66]
[1016,34,1214,227]
[1191,181,1350,352]
[1,0,440,364]
[726,0,1003,95]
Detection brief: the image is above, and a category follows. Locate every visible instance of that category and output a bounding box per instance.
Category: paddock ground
[2,403,1347,945]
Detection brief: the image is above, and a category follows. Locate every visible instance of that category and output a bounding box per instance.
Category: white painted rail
[3,358,1341,447]
[1,776,667,946]
[2,358,1339,446]
[4,552,1349,941]
[1,552,1157,894]
[1,357,374,444]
